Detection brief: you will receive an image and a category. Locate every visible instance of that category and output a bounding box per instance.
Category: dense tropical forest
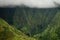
[0,6,60,40]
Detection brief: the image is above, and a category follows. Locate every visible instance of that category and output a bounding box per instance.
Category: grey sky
[0,0,60,8]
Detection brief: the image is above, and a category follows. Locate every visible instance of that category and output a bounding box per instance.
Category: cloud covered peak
[0,0,60,8]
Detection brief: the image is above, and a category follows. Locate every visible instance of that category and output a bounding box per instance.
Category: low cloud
[0,0,60,8]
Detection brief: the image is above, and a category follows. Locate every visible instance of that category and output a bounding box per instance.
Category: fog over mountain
[0,0,60,8]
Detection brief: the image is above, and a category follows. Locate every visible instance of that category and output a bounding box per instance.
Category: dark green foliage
[13,7,57,36]
[0,8,15,24]
[34,9,60,40]
[0,7,60,40]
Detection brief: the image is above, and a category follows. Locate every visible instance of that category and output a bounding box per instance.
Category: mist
[0,0,60,8]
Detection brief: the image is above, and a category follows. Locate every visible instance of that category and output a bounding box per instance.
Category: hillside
[34,9,60,40]
[0,7,60,40]
[13,7,58,36]
[0,18,36,40]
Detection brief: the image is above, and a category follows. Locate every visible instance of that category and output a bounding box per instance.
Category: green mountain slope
[13,7,57,36]
[34,9,60,40]
[0,18,36,40]
[0,7,60,40]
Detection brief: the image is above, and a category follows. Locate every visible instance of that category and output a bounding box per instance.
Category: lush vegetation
[0,18,36,40]
[34,10,60,40]
[0,7,60,40]
[13,7,57,36]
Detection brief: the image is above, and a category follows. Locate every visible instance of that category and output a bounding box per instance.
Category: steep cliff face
[13,7,58,36]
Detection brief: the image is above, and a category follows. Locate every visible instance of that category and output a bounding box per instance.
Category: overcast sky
[0,0,60,8]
